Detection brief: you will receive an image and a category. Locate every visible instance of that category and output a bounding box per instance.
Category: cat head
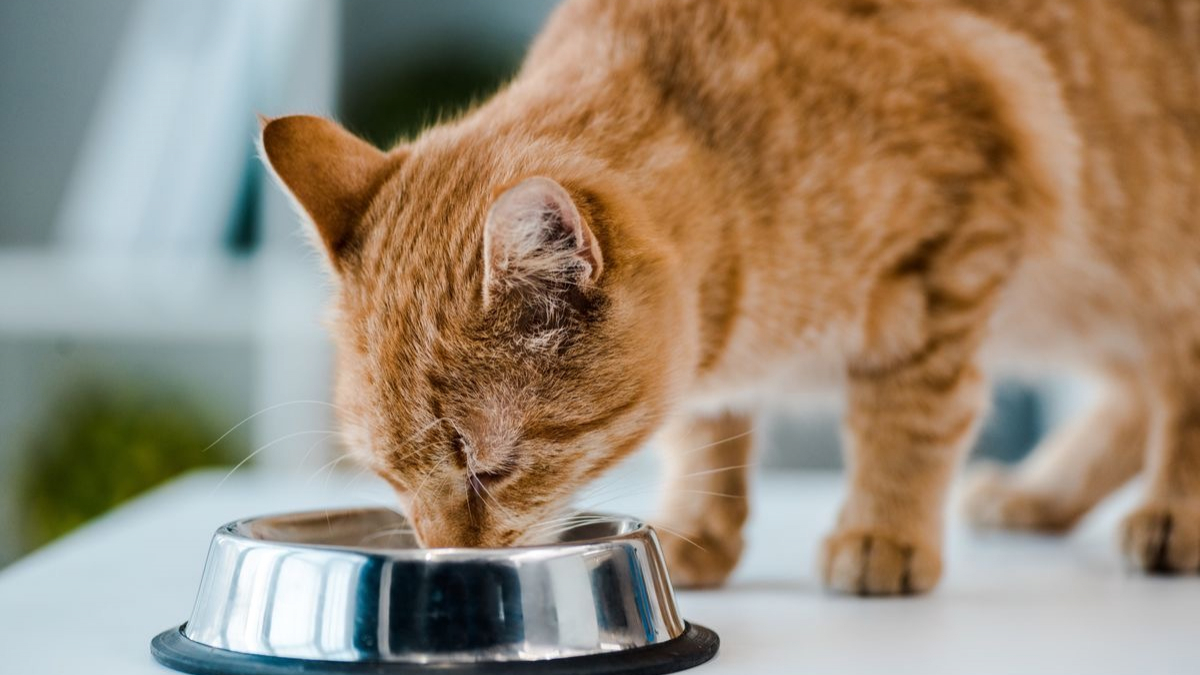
[261,115,684,547]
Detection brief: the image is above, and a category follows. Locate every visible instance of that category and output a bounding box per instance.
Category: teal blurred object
[16,379,243,551]
[976,383,1047,463]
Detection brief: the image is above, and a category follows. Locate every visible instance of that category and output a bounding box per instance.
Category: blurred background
[0,0,1070,569]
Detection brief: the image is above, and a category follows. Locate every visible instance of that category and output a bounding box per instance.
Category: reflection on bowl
[152,508,718,675]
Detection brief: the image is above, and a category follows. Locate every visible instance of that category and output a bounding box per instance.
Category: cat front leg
[823,350,988,595]
[823,198,1020,595]
[1120,344,1200,573]
[656,411,754,589]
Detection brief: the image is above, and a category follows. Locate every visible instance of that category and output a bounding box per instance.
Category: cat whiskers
[409,452,454,504]
[359,527,418,546]
[522,513,622,541]
[298,430,340,468]
[582,488,747,512]
[341,464,375,492]
[572,421,762,506]
[469,469,517,523]
[444,418,521,525]
[201,399,351,454]
[569,455,757,521]
[209,429,337,495]
[349,492,410,518]
[376,417,457,469]
[304,453,355,487]
[677,425,760,457]
[645,522,707,552]
[673,463,757,480]
[523,514,707,553]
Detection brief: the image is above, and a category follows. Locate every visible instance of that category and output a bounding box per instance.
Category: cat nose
[408,499,520,549]
[410,513,479,548]
[407,501,484,548]
[415,522,518,548]
[416,526,480,549]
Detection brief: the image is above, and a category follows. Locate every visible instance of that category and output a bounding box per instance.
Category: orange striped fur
[263,0,1200,594]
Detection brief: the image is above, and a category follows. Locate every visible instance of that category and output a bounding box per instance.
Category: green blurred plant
[17,380,242,550]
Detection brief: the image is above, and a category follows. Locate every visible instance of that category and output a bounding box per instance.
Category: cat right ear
[483,177,604,308]
[259,115,398,269]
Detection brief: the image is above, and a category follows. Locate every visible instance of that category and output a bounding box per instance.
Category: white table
[1,467,1196,674]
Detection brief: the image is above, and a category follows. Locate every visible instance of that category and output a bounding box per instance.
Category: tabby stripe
[522,388,646,443]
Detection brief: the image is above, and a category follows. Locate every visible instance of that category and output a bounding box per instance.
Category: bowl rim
[218,507,653,560]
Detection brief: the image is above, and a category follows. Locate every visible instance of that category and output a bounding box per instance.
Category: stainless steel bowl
[152,508,718,675]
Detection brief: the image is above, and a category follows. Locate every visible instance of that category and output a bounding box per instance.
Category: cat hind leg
[963,367,1147,534]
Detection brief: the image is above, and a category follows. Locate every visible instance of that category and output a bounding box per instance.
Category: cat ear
[482,177,604,305]
[259,115,396,267]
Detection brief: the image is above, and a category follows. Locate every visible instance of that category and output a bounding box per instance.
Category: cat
[261,0,1200,595]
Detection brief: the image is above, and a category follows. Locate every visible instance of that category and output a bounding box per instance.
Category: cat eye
[472,467,513,488]
[450,431,466,457]
[451,429,514,489]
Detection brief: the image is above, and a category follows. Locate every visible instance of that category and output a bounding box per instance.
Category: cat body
[263,0,1200,594]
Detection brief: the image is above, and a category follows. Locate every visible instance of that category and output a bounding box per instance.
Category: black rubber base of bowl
[152,622,718,675]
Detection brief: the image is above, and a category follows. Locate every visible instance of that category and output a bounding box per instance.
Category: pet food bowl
[151,508,718,675]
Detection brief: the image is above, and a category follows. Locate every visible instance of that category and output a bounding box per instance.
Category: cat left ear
[260,115,397,269]
[483,177,604,305]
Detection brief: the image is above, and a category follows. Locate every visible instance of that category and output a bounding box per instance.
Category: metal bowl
[152,508,718,675]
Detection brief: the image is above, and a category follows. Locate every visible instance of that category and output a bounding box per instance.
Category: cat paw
[657,524,744,589]
[962,463,1081,534]
[821,529,942,596]
[1119,504,1200,574]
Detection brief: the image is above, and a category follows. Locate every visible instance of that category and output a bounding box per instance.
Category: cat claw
[821,530,942,596]
[1120,504,1200,574]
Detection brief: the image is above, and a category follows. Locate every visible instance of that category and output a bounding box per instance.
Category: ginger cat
[262,0,1200,595]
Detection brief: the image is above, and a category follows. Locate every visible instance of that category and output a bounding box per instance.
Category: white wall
[0,0,136,246]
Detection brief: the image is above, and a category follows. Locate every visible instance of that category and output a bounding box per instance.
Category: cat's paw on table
[962,463,1082,534]
[820,529,942,596]
[1120,503,1200,574]
[656,523,744,589]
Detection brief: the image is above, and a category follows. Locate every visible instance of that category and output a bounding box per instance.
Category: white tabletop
[1,467,1196,675]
